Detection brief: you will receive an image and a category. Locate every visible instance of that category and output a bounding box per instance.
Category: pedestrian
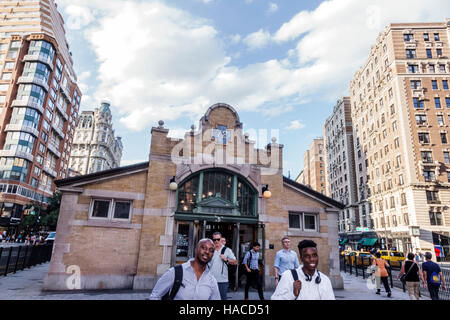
[0,233,3,243]
[398,252,427,300]
[243,241,265,300]
[422,251,446,300]
[372,252,392,297]
[149,238,220,300]
[273,236,299,287]
[209,232,238,300]
[415,250,424,264]
[220,237,226,247]
[271,239,335,300]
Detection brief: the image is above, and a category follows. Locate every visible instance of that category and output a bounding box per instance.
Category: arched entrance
[171,168,264,290]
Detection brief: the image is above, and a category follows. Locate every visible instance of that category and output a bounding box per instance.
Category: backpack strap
[169,265,183,300]
[291,269,299,281]
[221,246,228,274]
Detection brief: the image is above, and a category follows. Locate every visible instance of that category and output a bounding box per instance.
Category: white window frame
[89,198,133,222]
[303,213,318,232]
[288,212,318,232]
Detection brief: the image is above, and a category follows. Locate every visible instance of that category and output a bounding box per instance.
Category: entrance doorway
[172,219,265,290]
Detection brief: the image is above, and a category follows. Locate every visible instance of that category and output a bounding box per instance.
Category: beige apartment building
[350,20,450,260]
[0,0,81,234]
[296,138,326,195]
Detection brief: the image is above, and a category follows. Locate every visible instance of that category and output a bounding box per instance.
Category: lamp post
[262,185,271,199]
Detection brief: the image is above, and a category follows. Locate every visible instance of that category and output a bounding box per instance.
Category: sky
[56,0,450,179]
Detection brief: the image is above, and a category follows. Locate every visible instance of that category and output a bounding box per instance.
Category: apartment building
[0,0,81,233]
[296,138,326,194]
[350,20,450,259]
[324,97,369,248]
[69,101,123,175]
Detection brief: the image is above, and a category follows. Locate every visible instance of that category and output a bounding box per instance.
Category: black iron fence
[340,255,450,300]
[0,244,53,276]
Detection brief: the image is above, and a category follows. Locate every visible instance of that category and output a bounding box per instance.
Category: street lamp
[262,185,271,199]
[169,176,178,191]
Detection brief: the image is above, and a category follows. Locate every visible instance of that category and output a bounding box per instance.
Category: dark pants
[380,276,391,293]
[218,282,228,300]
[245,269,264,300]
[428,283,440,300]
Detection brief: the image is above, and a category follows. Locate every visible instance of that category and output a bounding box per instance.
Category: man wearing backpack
[149,238,221,300]
[209,232,237,300]
[422,251,446,300]
[243,241,265,300]
[271,239,335,300]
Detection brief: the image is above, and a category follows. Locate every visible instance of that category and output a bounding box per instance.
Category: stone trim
[283,205,322,213]
[83,189,146,201]
[138,208,174,216]
[71,219,142,229]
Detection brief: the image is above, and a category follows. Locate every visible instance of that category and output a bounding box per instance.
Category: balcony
[23,54,53,70]
[17,76,49,92]
[55,102,68,121]
[11,99,44,114]
[47,143,61,158]
[52,123,65,139]
[0,149,34,162]
[42,165,57,178]
[60,85,71,101]
[5,123,39,137]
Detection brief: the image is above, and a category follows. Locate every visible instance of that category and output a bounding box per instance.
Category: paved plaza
[0,262,428,300]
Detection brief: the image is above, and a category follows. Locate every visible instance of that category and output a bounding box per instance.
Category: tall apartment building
[296,138,326,194]
[69,101,123,175]
[324,97,368,248]
[0,0,81,233]
[350,20,450,258]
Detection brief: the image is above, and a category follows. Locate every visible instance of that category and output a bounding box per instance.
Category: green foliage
[21,191,62,231]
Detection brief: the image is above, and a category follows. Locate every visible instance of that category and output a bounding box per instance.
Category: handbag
[400,261,416,285]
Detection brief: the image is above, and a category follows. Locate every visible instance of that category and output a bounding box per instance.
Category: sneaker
[376,291,380,295]
[387,292,391,298]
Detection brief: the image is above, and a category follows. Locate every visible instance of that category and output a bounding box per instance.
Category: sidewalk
[0,263,428,300]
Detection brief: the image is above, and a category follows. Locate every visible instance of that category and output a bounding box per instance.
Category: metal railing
[0,244,53,276]
[340,255,450,300]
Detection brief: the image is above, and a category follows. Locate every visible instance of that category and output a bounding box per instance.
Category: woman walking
[398,252,427,300]
[372,252,392,297]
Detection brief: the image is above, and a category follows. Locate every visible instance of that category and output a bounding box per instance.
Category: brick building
[44,103,344,291]
[296,138,327,195]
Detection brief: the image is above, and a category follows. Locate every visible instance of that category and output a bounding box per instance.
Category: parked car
[379,250,405,268]
[45,232,56,243]
[345,250,374,266]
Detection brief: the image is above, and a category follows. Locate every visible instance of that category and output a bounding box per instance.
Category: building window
[434,33,440,41]
[289,212,318,232]
[438,115,444,126]
[421,151,433,163]
[437,48,442,57]
[413,98,424,109]
[426,49,432,59]
[444,152,450,164]
[408,65,419,73]
[435,97,441,109]
[411,80,421,89]
[429,65,435,73]
[416,114,427,125]
[429,211,443,226]
[401,193,407,206]
[418,133,430,144]
[90,199,132,221]
[426,190,439,202]
[423,33,429,41]
[441,133,448,144]
[443,80,448,90]
[424,171,435,182]
[432,80,438,90]
[446,97,450,108]
[404,34,414,42]
[406,49,416,59]
[448,172,450,182]
[439,65,446,73]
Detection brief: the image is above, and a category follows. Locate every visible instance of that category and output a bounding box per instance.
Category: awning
[362,238,378,246]
[340,239,348,245]
[359,238,366,244]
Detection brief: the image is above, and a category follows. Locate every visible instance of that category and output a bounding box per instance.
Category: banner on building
[434,245,445,258]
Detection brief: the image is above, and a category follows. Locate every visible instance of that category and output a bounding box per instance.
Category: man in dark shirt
[422,252,446,300]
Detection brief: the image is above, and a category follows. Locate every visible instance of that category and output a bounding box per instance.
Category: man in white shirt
[271,239,335,300]
[209,232,237,300]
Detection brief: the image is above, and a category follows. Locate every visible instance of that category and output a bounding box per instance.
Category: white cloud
[286,120,305,130]
[267,2,278,14]
[120,159,147,166]
[64,5,95,30]
[60,0,450,132]
[243,29,271,49]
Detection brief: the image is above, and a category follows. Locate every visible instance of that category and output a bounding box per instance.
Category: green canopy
[340,239,348,245]
[359,238,366,244]
[362,238,377,246]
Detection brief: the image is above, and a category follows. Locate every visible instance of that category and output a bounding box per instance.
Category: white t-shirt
[271,266,335,300]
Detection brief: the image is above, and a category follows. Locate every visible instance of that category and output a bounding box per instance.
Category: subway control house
[44,103,345,291]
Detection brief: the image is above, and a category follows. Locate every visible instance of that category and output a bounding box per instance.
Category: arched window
[176,169,257,217]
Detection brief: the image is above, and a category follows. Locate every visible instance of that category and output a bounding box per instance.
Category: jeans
[218,282,228,300]
[380,276,391,293]
[428,283,440,300]
[245,269,264,300]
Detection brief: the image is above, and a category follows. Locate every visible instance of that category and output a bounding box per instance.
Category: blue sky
[57,0,450,178]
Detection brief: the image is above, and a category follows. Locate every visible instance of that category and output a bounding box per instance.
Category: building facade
[69,101,123,176]
[44,103,344,291]
[350,20,450,260]
[296,138,326,194]
[323,97,373,249]
[0,0,81,233]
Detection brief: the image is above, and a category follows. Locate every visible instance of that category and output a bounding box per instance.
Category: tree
[40,191,62,231]
[21,191,62,232]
